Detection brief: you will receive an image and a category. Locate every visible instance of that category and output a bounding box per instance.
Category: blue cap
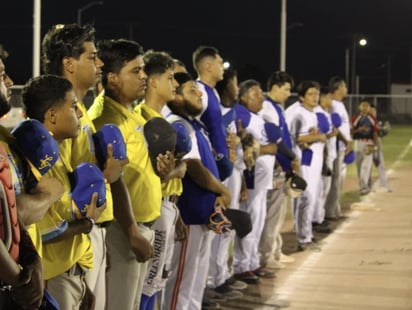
[331,112,342,128]
[316,112,330,134]
[70,162,106,216]
[93,124,127,167]
[172,121,192,157]
[11,119,59,184]
[344,150,355,164]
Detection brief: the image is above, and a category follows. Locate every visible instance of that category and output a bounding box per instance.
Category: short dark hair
[215,68,237,97]
[319,85,330,96]
[296,80,320,97]
[238,79,261,103]
[143,50,175,77]
[328,76,345,93]
[97,39,145,87]
[266,71,294,91]
[42,24,96,75]
[192,45,219,72]
[22,75,73,122]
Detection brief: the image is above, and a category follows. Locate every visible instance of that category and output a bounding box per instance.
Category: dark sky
[2,0,412,94]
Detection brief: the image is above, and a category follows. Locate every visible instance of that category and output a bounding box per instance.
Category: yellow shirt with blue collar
[91,96,162,223]
[59,101,113,224]
[34,149,93,280]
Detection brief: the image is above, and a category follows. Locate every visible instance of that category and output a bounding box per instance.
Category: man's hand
[85,192,107,222]
[157,151,176,180]
[175,214,188,242]
[10,255,44,309]
[103,144,129,183]
[128,226,153,262]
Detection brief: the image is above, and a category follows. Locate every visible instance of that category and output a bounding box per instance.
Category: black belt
[95,221,112,228]
[66,264,85,276]
[163,195,179,204]
[138,220,156,228]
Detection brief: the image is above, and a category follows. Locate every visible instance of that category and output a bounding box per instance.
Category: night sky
[2,0,412,94]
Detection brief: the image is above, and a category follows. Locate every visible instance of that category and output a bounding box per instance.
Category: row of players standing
[0,22,360,310]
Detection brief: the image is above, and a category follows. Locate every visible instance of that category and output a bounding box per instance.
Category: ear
[46,108,57,125]
[148,76,158,89]
[107,72,118,86]
[63,57,74,74]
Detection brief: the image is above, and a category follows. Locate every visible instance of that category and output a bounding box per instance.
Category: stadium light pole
[280,0,287,71]
[77,1,103,26]
[350,35,367,94]
[33,0,41,77]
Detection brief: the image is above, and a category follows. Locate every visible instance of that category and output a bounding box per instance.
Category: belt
[95,221,112,228]
[138,220,156,228]
[66,264,85,276]
[163,194,179,204]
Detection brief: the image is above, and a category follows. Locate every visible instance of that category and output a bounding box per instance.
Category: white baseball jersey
[330,99,351,151]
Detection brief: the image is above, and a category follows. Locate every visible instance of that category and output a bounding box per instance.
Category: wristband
[84,217,95,233]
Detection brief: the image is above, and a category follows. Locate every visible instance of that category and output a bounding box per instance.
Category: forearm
[43,219,92,244]
[297,133,325,144]
[110,177,138,235]
[185,159,227,195]
[17,192,54,226]
[259,143,278,155]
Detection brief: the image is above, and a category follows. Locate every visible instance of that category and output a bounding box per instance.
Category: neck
[105,89,136,110]
[198,75,216,88]
[144,93,165,114]
[267,92,283,105]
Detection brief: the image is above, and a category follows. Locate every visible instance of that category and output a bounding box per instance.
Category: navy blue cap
[172,121,192,157]
[70,162,106,216]
[93,123,127,167]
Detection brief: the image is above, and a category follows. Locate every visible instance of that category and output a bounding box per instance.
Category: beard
[0,92,11,118]
[183,100,202,117]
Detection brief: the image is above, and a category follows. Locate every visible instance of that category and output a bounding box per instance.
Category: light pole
[349,35,367,94]
[77,1,103,26]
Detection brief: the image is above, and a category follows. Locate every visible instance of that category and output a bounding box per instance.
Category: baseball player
[351,100,379,195]
[232,79,278,282]
[22,74,106,309]
[207,68,247,299]
[312,86,339,231]
[41,24,129,309]
[91,39,174,309]
[135,50,188,310]
[258,71,298,269]
[285,81,326,251]
[163,72,231,310]
[324,76,352,220]
[193,45,233,181]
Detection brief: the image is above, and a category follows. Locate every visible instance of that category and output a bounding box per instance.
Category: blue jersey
[167,114,219,225]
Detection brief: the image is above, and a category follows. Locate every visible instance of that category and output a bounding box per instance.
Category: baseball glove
[364,144,378,155]
[208,205,232,234]
[242,133,260,170]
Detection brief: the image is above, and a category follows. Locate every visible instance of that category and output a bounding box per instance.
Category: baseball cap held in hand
[284,170,307,198]
[143,117,177,175]
[93,123,127,167]
[70,162,106,217]
[11,119,59,189]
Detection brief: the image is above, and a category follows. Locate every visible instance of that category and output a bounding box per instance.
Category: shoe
[313,223,332,234]
[278,252,295,263]
[271,260,286,269]
[225,276,248,290]
[359,188,370,195]
[214,282,243,300]
[297,242,321,252]
[252,266,276,279]
[234,271,259,284]
[202,296,221,309]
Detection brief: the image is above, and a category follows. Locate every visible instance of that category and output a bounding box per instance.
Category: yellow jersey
[135,102,182,197]
[91,96,162,223]
[60,102,113,223]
